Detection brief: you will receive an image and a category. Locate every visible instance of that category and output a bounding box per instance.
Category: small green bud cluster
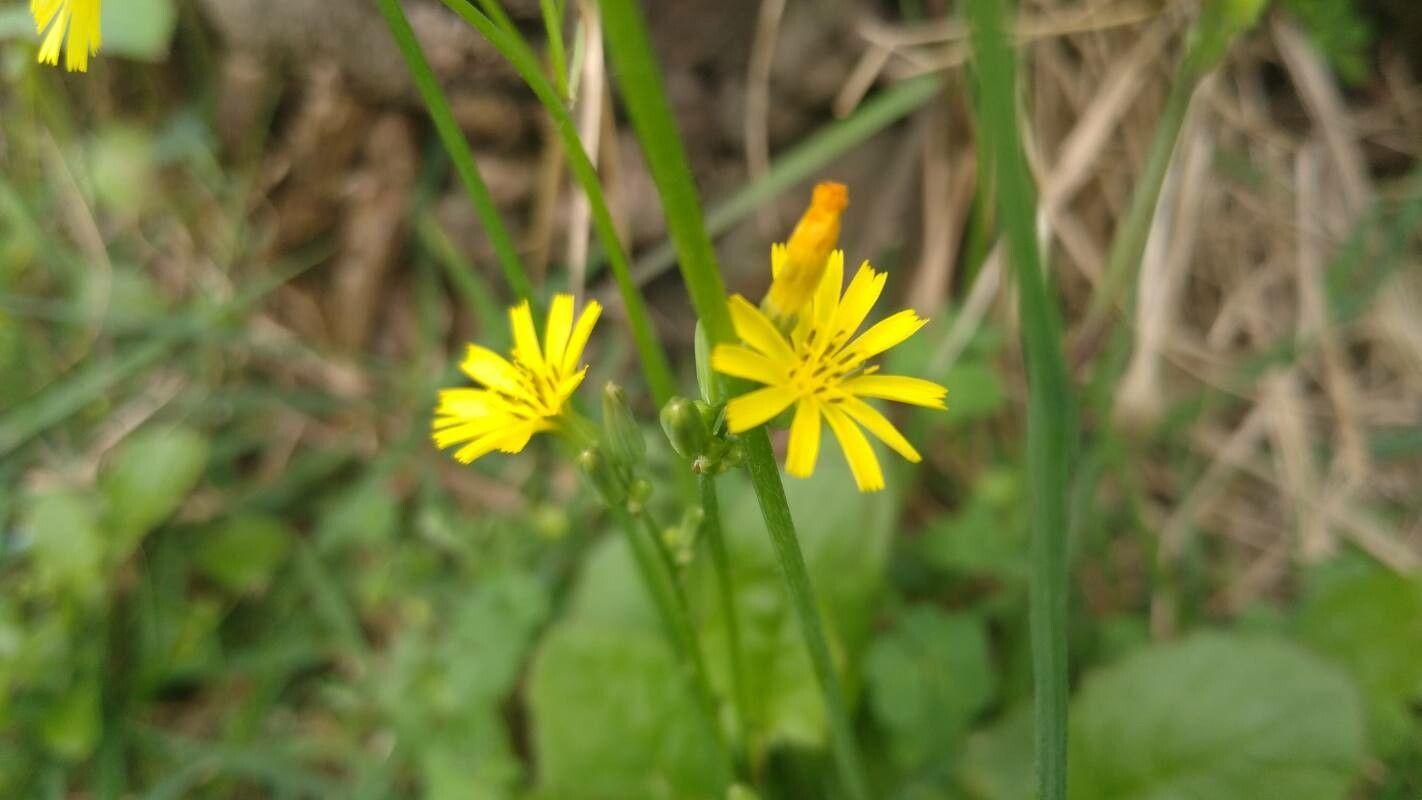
[577,382,655,511]
[660,396,744,476]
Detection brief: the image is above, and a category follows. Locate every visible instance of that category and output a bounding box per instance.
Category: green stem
[538,0,570,100]
[967,1,1074,799]
[439,0,678,406]
[1079,53,1202,340]
[615,505,734,787]
[743,430,870,800]
[373,0,536,305]
[700,473,751,762]
[598,1,869,794]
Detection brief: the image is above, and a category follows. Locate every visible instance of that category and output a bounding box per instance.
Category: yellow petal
[813,250,845,329]
[508,300,544,370]
[846,309,928,362]
[37,5,67,65]
[728,294,795,365]
[842,374,947,409]
[785,400,821,478]
[432,388,499,423]
[830,262,886,341]
[561,299,602,376]
[712,344,783,386]
[460,344,528,399]
[725,385,797,433]
[495,419,548,453]
[837,396,921,463]
[823,404,884,492]
[770,242,788,279]
[543,294,575,372]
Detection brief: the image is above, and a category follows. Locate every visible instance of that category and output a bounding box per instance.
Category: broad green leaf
[866,607,995,769]
[21,488,104,603]
[195,514,294,594]
[958,704,1034,800]
[1070,633,1365,800]
[527,623,722,799]
[919,468,1027,583]
[1295,562,1422,753]
[100,426,208,556]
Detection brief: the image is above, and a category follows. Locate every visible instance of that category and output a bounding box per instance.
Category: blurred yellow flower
[32,0,102,73]
[714,255,946,492]
[433,295,601,464]
[763,181,848,321]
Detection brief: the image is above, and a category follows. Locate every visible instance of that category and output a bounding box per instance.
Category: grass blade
[373,0,536,305]
[438,0,678,406]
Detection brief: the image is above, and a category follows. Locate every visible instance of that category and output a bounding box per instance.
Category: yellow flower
[32,0,103,73]
[432,294,601,465]
[714,255,946,492]
[763,181,848,321]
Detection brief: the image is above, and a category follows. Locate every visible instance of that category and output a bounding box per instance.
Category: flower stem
[372,0,535,305]
[700,473,751,762]
[598,2,869,793]
[615,504,734,787]
[743,430,870,800]
[967,1,1075,798]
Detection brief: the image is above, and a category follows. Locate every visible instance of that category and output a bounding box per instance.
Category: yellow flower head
[763,181,848,320]
[32,0,103,73]
[714,254,947,492]
[433,294,601,465]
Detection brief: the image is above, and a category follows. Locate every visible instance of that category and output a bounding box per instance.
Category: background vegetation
[2,0,1421,797]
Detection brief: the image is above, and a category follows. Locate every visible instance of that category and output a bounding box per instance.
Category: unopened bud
[660,396,710,461]
[602,382,645,469]
[577,445,625,504]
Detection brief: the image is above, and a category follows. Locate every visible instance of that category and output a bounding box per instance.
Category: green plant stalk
[440,0,678,407]
[374,0,536,305]
[967,1,1075,799]
[618,504,735,787]
[600,2,871,796]
[1079,53,1202,339]
[700,473,751,760]
[538,0,570,100]
[741,430,869,800]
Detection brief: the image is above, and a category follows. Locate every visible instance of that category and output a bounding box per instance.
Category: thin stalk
[967,2,1074,799]
[1078,53,1201,342]
[615,505,734,787]
[599,1,870,795]
[742,430,869,800]
[439,0,678,406]
[373,0,535,304]
[700,473,750,760]
[539,0,570,100]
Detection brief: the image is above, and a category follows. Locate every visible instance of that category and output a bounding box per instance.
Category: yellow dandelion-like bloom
[32,0,103,73]
[763,181,848,321]
[714,253,946,492]
[432,294,601,465]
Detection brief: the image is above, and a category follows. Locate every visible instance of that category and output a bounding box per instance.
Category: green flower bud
[602,382,645,469]
[577,445,625,504]
[660,396,710,461]
[626,478,653,514]
[662,505,704,565]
